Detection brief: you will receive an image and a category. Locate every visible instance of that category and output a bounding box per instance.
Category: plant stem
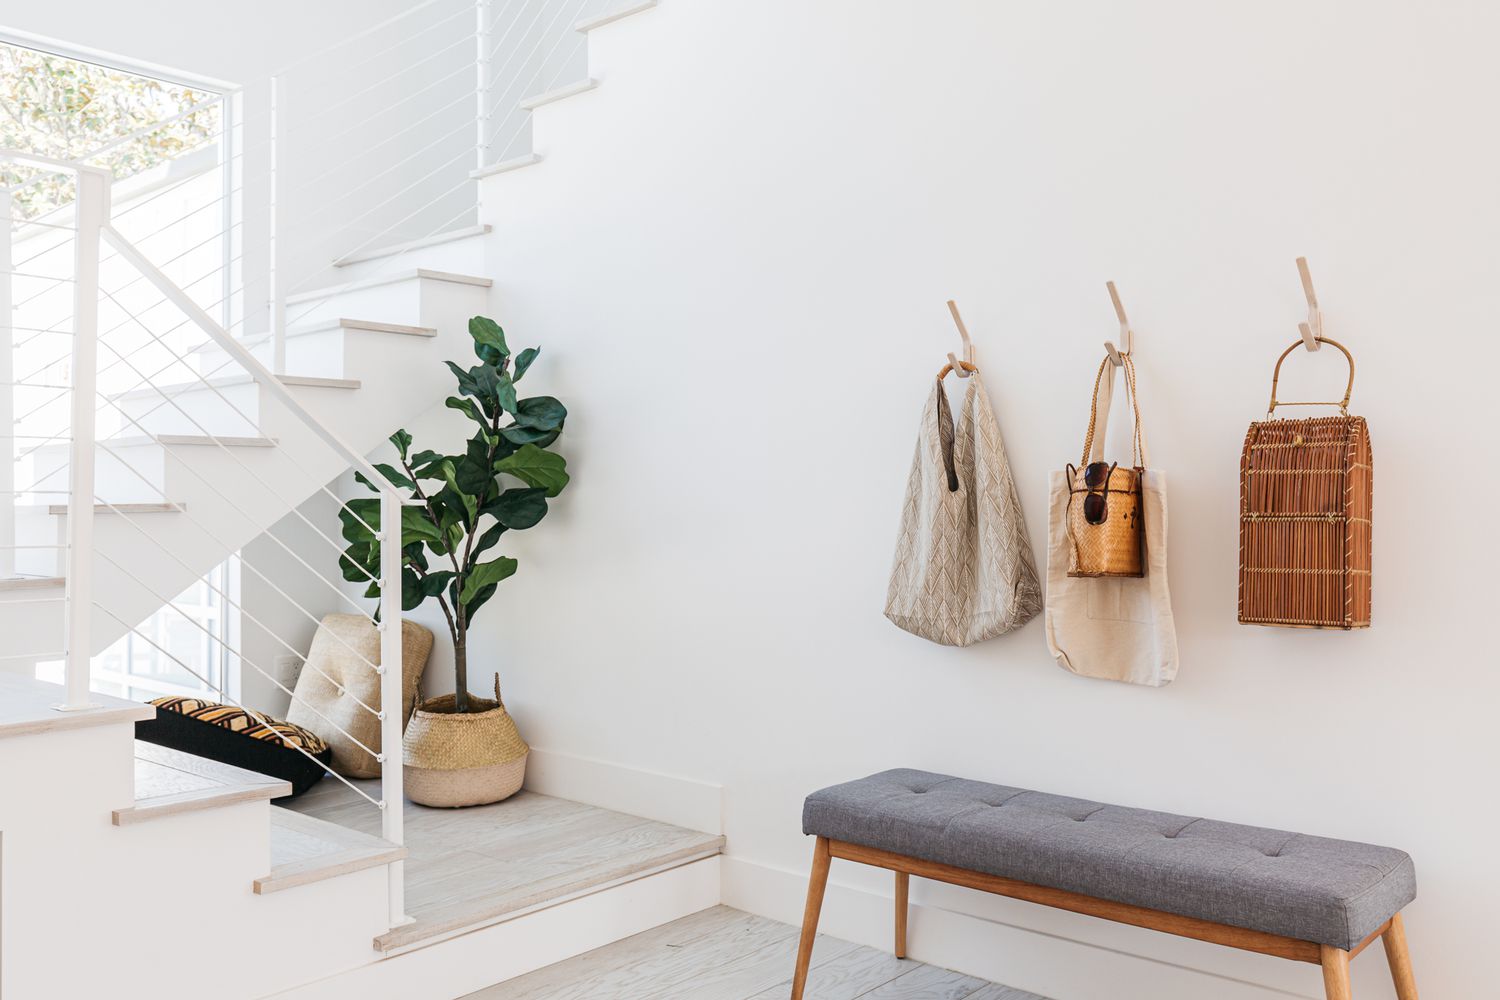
[454,637,468,713]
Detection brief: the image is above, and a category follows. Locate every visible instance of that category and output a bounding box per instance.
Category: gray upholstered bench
[792,770,1418,1000]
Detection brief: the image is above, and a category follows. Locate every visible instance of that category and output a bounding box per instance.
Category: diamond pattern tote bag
[1044,355,1179,685]
[885,371,1043,646]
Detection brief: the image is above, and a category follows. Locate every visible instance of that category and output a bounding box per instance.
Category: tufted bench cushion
[802,769,1415,951]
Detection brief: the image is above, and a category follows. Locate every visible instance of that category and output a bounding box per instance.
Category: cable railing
[2,148,412,927]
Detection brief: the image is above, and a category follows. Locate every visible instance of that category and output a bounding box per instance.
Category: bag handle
[1080,354,1149,469]
[1266,336,1355,418]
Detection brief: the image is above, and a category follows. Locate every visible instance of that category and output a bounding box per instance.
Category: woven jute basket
[403,674,529,808]
[1239,337,1371,629]
[1066,356,1146,578]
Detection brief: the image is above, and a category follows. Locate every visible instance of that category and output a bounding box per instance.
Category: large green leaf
[355,462,414,492]
[390,429,413,459]
[495,444,570,497]
[499,424,560,447]
[446,395,483,425]
[468,521,506,560]
[515,396,566,431]
[438,463,479,527]
[469,316,509,365]
[340,498,381,543]
[490,487,547,529]
[459,556,518,605]
[512,347,539,381]
[401,505,444,545]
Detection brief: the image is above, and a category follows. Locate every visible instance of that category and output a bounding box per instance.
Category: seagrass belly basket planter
[1239,337,1371,629]
[403,675,529,808]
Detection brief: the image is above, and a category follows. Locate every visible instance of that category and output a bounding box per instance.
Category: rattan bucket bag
[1238,337,1371,629]
[1065,356,1146,577]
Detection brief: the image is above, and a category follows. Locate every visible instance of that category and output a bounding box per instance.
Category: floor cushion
[136,697,331,797]
[284,613,433,779]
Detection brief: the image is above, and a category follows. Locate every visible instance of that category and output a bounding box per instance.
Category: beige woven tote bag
[1044,356,1179,686]
[885,372,1042,646]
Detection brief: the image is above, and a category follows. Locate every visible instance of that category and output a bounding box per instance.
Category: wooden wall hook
[946,299,975,377]
[1104,281,1132,365]
[1296,257,1322,352]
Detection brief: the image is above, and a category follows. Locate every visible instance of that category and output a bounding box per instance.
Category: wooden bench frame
[791,837,1419,1000]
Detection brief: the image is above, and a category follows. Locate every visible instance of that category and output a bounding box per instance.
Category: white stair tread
[519,78,599,111]
[111,373,360,402]
[97,433,277,449]
[44,502,184,515]
[0,574,65,592]
[576,0,658,33]
[0,673,155,740]
[333,224,491,268]
[290,318,438,338]
[284,268,492,306]
[471,153,543,180]
[114,742,291,826]
[256,807,406,894]
[189,318,438,357]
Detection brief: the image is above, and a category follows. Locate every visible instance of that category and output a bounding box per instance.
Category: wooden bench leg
[894,871,909,959]
[791,837,831,1000]
[1382,912,1419,999]
[1320,945,1352,1000]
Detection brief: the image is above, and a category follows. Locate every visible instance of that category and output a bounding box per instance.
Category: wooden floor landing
[284,778,724,952]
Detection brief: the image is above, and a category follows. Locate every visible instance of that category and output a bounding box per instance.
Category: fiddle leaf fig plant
[339,316,569,713]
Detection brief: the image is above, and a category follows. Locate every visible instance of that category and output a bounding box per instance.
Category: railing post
[379,486,408,927]
[476,0,492,172]
[268,75,287,375]
[0,186,14,581]
[59,166,111,712]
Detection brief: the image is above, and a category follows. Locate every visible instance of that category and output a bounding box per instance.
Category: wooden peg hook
[945,299,975,377]
[1296,257,1322,352]
[1104,281,1132,365]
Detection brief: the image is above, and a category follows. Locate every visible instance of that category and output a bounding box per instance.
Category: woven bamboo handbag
[1238,338,1371,629]
[1065,356,1146,577]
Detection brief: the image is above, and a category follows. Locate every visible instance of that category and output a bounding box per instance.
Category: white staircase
[0,3,719,998]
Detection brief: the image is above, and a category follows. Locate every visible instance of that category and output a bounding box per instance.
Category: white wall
[385,1,1499,997]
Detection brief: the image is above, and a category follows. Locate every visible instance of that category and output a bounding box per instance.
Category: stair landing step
[256,807,406,895]
[114,741,291,826]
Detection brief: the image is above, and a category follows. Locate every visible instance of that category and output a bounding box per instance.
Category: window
[37,557,240,703]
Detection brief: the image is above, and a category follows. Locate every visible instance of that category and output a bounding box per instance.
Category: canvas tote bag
[885,371,1042,646]
[1044,356,1179,685]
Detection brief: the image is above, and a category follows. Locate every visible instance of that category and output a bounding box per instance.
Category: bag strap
[1081,355,1149,468]
[1266,336,1355,418]
[935,376,960,492]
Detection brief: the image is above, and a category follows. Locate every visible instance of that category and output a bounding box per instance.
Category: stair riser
[31,441,171,507]
[333,230,490,284]
[194,330,347,380]
[112,382,263,439]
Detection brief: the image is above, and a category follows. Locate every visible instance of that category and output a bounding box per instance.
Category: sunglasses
[1080,461,1116,526]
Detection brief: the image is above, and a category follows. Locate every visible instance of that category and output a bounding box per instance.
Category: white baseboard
[265,856,721,1000]
[722,855,1328,1000]
[523,746,724,835]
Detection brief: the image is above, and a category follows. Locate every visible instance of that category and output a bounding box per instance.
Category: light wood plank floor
[464,906,1049,1000]
[285,779,724,951]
